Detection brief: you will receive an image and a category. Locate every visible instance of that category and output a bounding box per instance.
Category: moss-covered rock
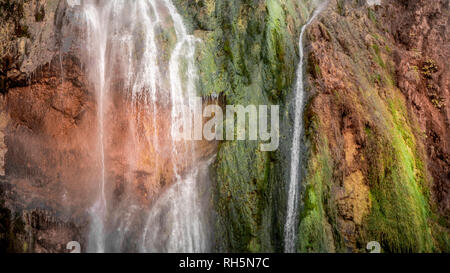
[175,0,448,253]
[175,0,318,252]
[299,0,449,253]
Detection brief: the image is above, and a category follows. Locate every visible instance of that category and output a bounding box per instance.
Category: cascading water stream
[284,1,328,253]
[79,0,212,253]
[141,156,214,253]
[141,0,211,253]
[83,2,109,252]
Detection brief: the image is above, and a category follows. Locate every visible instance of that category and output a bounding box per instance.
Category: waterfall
[80,0,212,253]
[83,1,109,253]
[141,156,214,253]
[284,1,328,253]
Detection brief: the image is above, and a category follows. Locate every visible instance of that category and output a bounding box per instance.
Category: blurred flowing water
[284,1,328,253]
[79,0,212,253]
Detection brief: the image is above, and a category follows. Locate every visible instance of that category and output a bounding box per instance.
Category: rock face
[0,0,448,253]
[0,0,62,91]
[0,0,217,252]
[385,0,449,216]
[179,0,449,253]
[174,0,321,252]
[0,0,92,253]
[299,0,449,252]
[0,180,85,253]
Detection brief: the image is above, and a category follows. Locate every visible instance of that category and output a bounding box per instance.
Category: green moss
[308,61,322,80]
[265,0,290,95]
[297,134,336,252]
[371,44,386,69]
[359,92,435,252]
[189,0,316,252]
[336,0,344,16]
[300,0,449,253]
[370,73,382,85]
[431,221,450,252]
[368,8,377,24]
[214,140,267,251]
[175,0,449,253]
[385,45,391,54]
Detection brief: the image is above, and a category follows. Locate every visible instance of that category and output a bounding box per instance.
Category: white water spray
[80,0,211,253]
[82,2,110,252]
[141,157,214,253]
[284,1,328,253]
